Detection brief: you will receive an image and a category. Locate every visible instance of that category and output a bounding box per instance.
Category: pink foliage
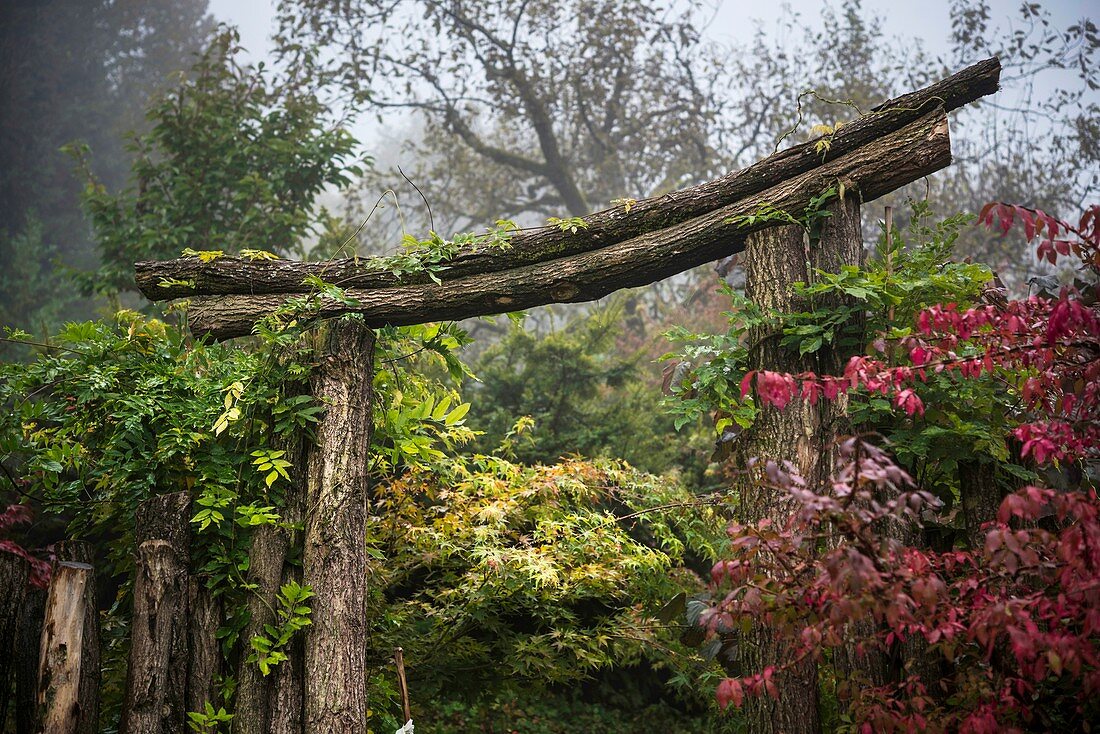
[708,205,1100,728]
[708,441,1100,729]
[0,503,51,588]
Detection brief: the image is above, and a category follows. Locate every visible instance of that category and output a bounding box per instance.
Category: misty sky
[208,0,1095,147]
[211,0,1097,64]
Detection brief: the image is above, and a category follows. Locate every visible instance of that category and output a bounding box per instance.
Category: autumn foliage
[707,205,1100,731]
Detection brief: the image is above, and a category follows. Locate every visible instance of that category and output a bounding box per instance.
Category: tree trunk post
[303,318,375,734]
[269,430,309,734]
[15,584,46,734]
[728,195,865,733]
[0,552,29,729]
[235,525,290,734]
[121,492,192,734]
[36,561,92,734]
[186,579,222,718]
[54,541,100,734]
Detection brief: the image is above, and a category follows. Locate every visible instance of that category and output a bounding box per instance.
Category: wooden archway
[122,58,1000,734]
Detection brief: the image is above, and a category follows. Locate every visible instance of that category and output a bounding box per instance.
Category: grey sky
[209,0,1096,148]
[210,0,1098,64]
[206,0,1095,220]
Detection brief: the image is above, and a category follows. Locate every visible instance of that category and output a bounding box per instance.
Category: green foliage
[0,219,78,358]
[0,313,303,550]
[364,453,726,726]
[187,702,233,734]
[248,581,314,676]
[362,220,517,284]
[666,205,987,433]
[0,311,316,724]
[465,306,708,477]
[726,186,838,236]
[661,285,767,438]
[547,216,589,234]
[371,321,480,477]
[424,683,736,733]
[68,27,363,295]
[782,205,986,357]
[669,201,1036,534]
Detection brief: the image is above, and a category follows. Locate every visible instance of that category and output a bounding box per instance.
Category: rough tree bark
[235,526,290,734]
[0,552,29,729]
[121,492,192,734]
[186,580,221,718]
[959,459,1002,551]
[303,320,375,734]
[727,196,864,733]
[235,428,308,734]
[181,109,951,339]
[55,541,100,734]
[15,585,46,734]
[134,57,999,302]
[269,432,309,734]
[36,561,92,734]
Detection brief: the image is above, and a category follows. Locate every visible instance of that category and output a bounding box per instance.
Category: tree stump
[121,492,192,734]
[36,561,93,734]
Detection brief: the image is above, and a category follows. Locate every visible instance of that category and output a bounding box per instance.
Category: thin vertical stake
[885,205,895,361]
[395,647,411,724]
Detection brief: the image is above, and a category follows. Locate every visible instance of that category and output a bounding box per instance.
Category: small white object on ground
[394,720,414,734]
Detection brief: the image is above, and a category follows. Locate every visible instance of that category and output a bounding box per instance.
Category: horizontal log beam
[189,108,951,340]
[136,58,998,301]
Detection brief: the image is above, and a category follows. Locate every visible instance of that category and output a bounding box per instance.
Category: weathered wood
[55,541,100,734]
[36,561,92,734]
[185,579,221,718]
[188,108,951,339]
[0,553,29,730]
[729,220,825,734]
[235,525,290,734]
[121,492,192,734]
[268,432,309,734]
[268,562,305,734]
[15,586,46,734]
[727,197,864,732]
[134,58,999,302]
[303,320,374,734]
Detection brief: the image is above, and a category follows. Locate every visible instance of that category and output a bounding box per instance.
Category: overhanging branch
[186,108,951,339]
[135,58,999,302]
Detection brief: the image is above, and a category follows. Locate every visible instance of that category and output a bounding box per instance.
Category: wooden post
[36,561,92,734]
[55,541,100,734]
[303,318,375,734]
[728,195,866,733]
[885,205,895,360]
[394,648,410,724]
[15,584,46,734]
[236,429,308,734]
[121,492,192,734]
[268,431,309,734]
[268,562,306,734]
[186,579,222,718]
[0,552,29,728]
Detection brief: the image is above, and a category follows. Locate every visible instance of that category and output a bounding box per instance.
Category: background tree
[275,0,737,232]
[277,0,1095,286]
[464,301,712,480]
[69,28,363,296]
[0,0,214,334]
